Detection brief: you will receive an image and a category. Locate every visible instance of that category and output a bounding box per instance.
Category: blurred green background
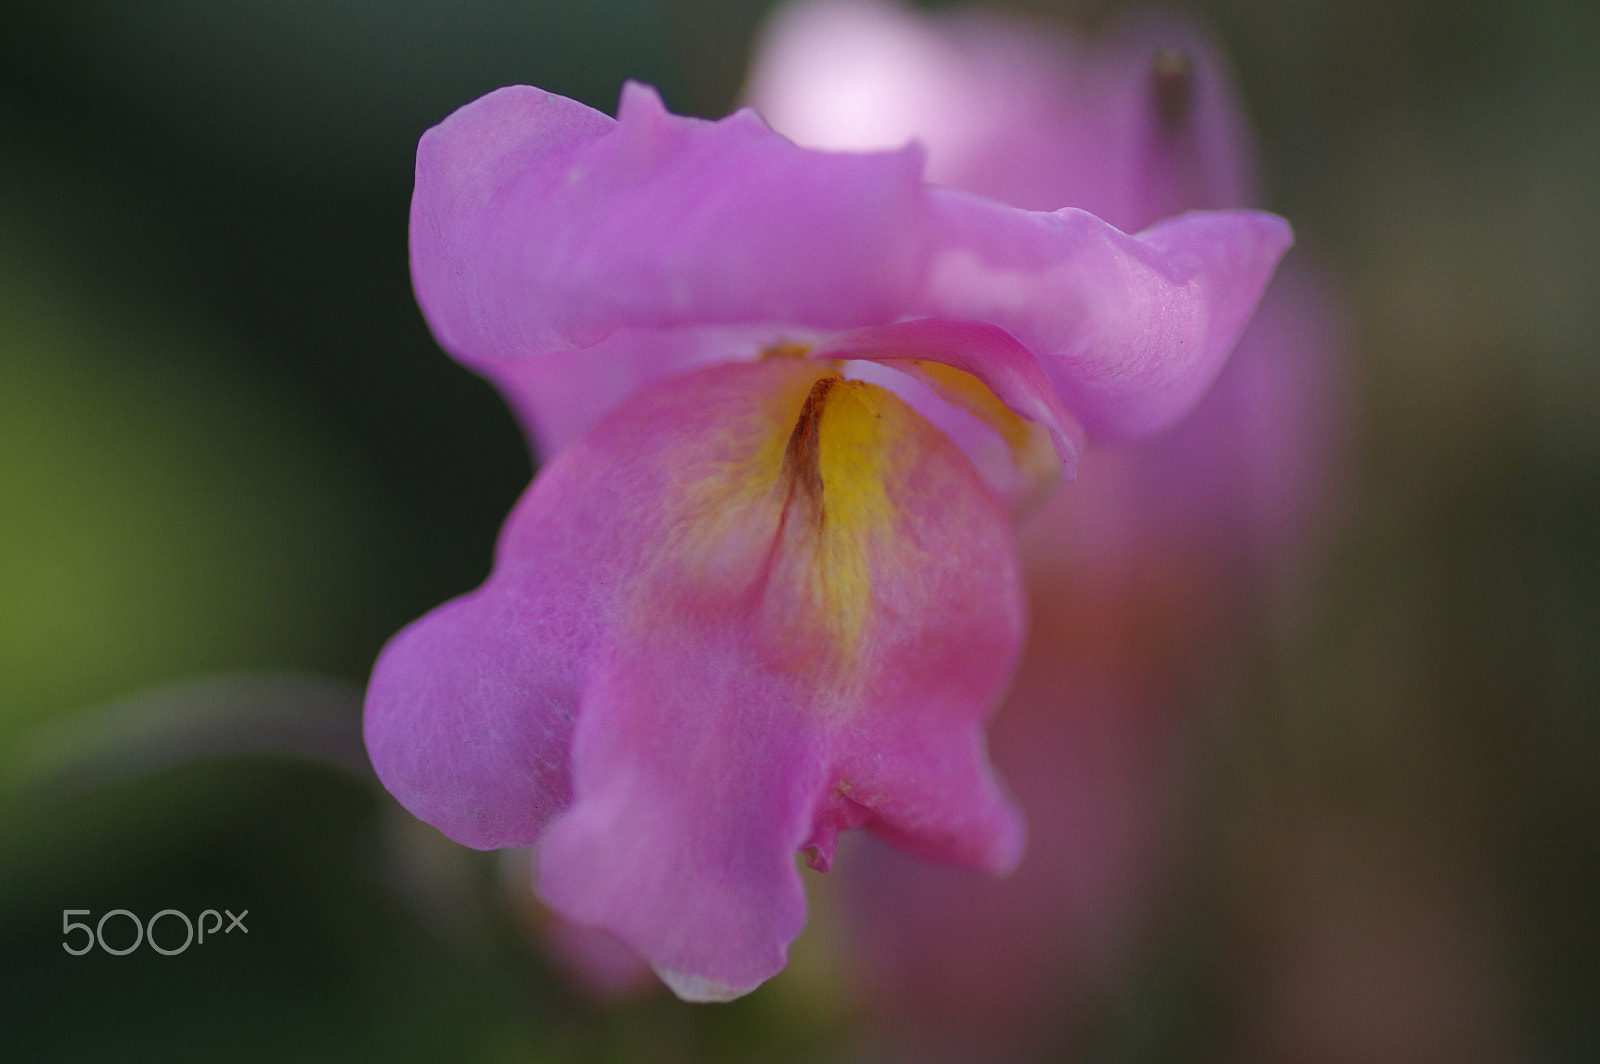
[1,0,1595,1060]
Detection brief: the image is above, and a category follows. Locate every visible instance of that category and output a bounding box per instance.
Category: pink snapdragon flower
[746,0,1343,1050]
[363,62,1290,1000]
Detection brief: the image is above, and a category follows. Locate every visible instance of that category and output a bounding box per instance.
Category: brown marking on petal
[779,374,839,528]
[662,364,912,686]
[1153,48,1193,129]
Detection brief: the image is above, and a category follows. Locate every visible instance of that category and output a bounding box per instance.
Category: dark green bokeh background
[1,1,1595,1060]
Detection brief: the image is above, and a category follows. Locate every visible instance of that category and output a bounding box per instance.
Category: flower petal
[481,323,802,461]
[413,80,1288,450]
[364,582,577,850]
[810,318,1083,480]
[922,193,1292,440]
[410,83,615,370]
[503,358,1025,999]
[411,81,927,369]
[536,634,825,1002]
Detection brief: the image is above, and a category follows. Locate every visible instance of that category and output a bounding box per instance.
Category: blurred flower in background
[744,1,1345,1058]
